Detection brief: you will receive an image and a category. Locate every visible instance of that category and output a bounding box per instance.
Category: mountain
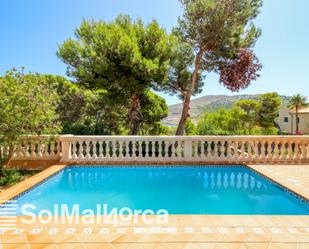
[163,94,291,126]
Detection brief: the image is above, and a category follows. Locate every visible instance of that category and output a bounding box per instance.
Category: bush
[0,169,22,186]
[0,168,40,187]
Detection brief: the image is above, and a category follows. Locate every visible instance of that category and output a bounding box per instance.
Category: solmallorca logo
[0,200,17,230]
[20,204,169,226]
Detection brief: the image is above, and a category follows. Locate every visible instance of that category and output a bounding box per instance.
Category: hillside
[163,94,290,126]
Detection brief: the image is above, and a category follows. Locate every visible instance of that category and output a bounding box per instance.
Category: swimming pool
[12,165,309,215]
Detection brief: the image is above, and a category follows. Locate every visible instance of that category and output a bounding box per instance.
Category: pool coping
[247,164,309,202]
[0,164,67,205]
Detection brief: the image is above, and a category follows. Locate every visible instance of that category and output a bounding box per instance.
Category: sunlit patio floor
[0,164,308,249]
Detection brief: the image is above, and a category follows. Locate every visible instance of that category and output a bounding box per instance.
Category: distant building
[278,107,309,134]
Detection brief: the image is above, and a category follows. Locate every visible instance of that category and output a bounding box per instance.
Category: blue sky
[1,0,308,105]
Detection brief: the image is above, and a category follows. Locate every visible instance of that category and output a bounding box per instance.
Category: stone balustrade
[4,136,61,161]
[5,135,309,164]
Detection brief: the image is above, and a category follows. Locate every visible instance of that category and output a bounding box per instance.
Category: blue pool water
[13,166,309,215]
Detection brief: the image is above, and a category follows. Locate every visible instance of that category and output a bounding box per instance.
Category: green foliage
[196,107,246,135]
[0,69,61,165]
[0,168,40,186]
[184,118,196,135]
[139,91,169,134]
[54,77,127,135]
[288,94,307,134]
[163,41,204,99]
[169,0,262,134]
[234,99,259,133]
[0,169,21,186]
[196,92,281,135]
[56,81,169,135]
[48,75,169,135]
[58,15,177,134]
[141,122,170,135]
[177,0,262,59]
[257,92,282,128]
[288,94,307,111]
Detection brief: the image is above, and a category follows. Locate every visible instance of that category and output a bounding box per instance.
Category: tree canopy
[257,92,282,128]
[288,94,307,134]
[58,15,177,135]
[171,0,263,135]
[195,93,282,135]
[0,69,61,164]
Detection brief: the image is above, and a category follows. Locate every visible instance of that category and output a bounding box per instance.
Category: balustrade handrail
[6,135,309,164]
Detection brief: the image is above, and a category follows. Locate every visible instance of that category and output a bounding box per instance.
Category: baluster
[77,141,83,160]
[278,141,284,161]
[273,140,279,161]
[98,141,103,159]
[213,140,219,160]
[85,141,91,160]
[158,140,162,160]
[231,140,236,160]
[225,139,230,160]
[239,141,244,161]
[131,140,136,158]
[193,141,198,159]
[252,140,258,161]
[175,140,180,159]
[199,141,204,159]
[179,140,184,159]
[219,140,224,160]
[244,140,249,161]
[301,141,307,161]
[259,140,265,161]
[169,140,173,159]
[195,141,199,159]
[72,142,77,160]
[44,142,50,159]
[245,141,250,161]
[282,142,287,161]
[184,140,192,160]
[38,143,43,158]
[168,139,172,159]
[50,143,56,159]
[266,140,271,160]
[79,141,84,160]
[105,141,110,159]
[173,140,177,159]
[125,141,130,158]
[288,141,293,161]
[295,141,301,161]
[119,141,123,159]
[111,141,116,159]
[284,141,289,161]
[137,140,141,159]
[56,139,61,159]
[92,141,98,160]
[249,140,255,162]
[30,142,35,159]
[145,140,149,159]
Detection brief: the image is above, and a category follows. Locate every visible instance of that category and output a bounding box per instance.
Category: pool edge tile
[0,164,68,204]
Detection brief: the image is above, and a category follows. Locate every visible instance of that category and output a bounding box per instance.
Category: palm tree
[288,94,307,134]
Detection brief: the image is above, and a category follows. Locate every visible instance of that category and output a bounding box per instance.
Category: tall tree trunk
[176,50,203,135]
[128,93,142,135]
[176,94,191,135]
